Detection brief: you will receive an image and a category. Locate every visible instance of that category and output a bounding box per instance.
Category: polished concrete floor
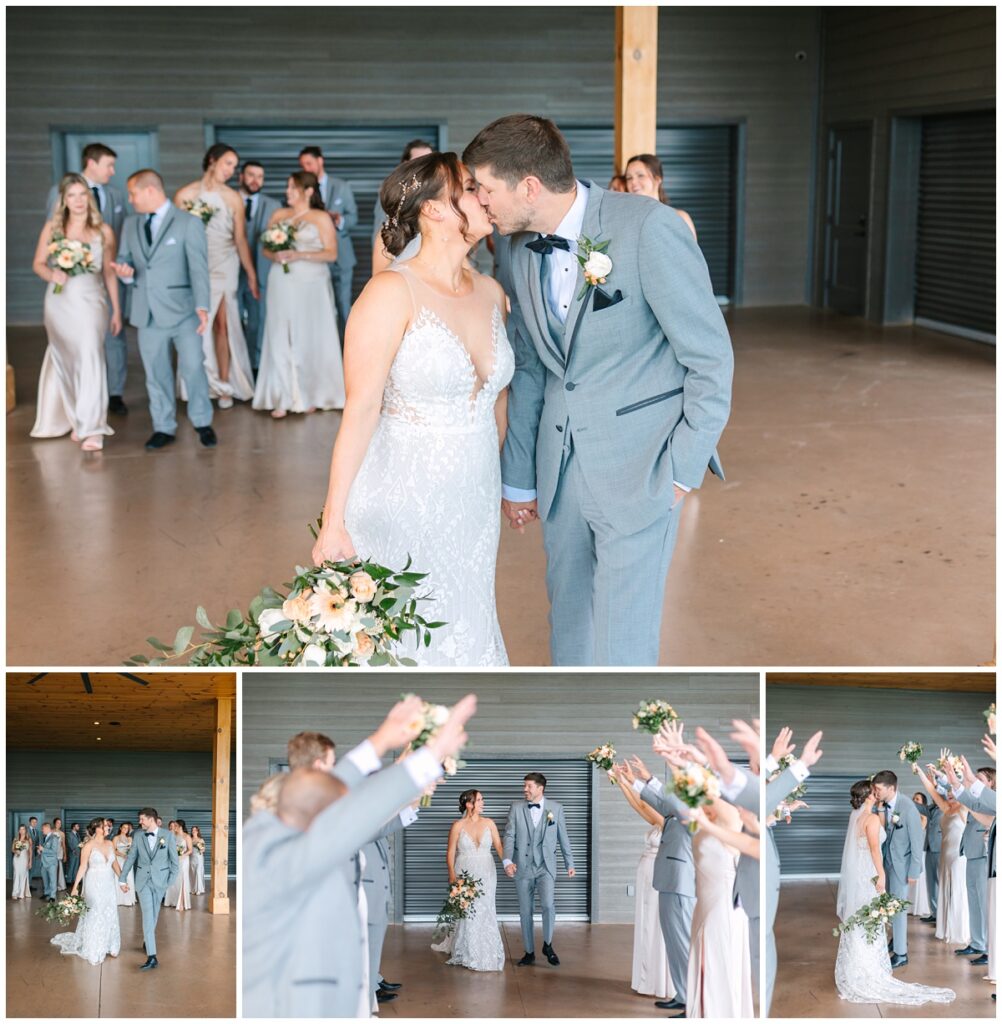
[6,307,994,666]
[773,878,994,1018]
[372,922,691,1017]
[6,881,236,1017]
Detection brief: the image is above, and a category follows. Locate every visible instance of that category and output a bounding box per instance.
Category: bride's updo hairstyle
[849,779,872,809]
[458,789,480,815]
[379,152,470,257]
[86,817,106,838]
[289,171,326,210]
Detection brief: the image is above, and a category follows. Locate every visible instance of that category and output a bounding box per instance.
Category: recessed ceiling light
[94,721,100,725]
[96,737,102,741]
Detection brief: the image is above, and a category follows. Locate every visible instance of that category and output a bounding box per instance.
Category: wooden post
[209,696,231,914]
[614,6,659,176]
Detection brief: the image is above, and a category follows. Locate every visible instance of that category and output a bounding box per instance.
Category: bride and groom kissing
[433,772,576,972]
[311,113,733,668]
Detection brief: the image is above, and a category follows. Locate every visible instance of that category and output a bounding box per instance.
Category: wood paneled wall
[242,671,759,924]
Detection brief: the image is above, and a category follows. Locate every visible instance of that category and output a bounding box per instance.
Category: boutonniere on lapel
[891,813,901,827]
[546,811,555,826]
[576,235,612,300]
[158,837,166,849]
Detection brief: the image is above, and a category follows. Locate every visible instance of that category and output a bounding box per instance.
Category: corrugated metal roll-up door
[403,757,592,921]
[211,124,444,302]
[64,807,144,831]
[177,807,238,879]
[915,110,995,342]
[560,124,738,303]
[771,774,864,876]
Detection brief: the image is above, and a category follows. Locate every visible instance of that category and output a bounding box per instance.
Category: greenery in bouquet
[769,753,807,813]
[670,763,721,833]
[404,696,467,805]
[586,742,618,784]
[260,219,299,273]
[832,881,909,943]
[37,893,88,926]
[897,741,923,772]
[182,198,215,224]
[632,699,678,735]
[432,870,482,941]
[47,232,96,293]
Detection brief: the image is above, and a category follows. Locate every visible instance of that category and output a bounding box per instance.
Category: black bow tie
[526,234,571,256]
[146,832,156,837]
[528,802,541,809]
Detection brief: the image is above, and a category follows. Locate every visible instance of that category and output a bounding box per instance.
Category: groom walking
[503,772,575,966]
[118,807,179,970]
[871,771,924,967]
[464,115,733,666]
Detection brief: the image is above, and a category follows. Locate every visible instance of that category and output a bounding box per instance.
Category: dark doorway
[823,124,872,316]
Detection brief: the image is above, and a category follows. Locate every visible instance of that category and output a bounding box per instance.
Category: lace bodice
[457,828,494,860]
[51,846,121,965]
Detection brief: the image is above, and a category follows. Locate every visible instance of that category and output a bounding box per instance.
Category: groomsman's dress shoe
[970,953,989,965]
[109,395,128,415]
[145,432,175,450]
[375,991,396,1004]
[655,1000,685,1010]
[195,426,218,448]
[920,915,937,924]
[139,956,158,970]
[542,942,560,965]
[955,945,980,955]
[517,952,535,966]
[379,981,402,991]
[889,953,909,968]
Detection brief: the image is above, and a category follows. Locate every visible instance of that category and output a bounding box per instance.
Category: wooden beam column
[208,695,232,914]
[614,6,659,175]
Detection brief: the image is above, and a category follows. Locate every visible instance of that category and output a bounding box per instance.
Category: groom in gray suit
[871,770,924,967]
[111,169,216,451]
[503,772,575,966]
[465,115,733,666]
[118,807,178,970]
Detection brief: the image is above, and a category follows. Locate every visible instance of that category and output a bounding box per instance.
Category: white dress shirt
[83,176,105,214]
[343,738,442,792]
[119,199,172,286]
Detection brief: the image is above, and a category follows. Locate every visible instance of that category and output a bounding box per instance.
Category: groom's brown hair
[871,770,897,789]
[524,772,547,789]
[139,807,159,821]
[463,115,575,193]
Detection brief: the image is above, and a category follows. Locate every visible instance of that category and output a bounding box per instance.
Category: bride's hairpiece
[386,172,423,230]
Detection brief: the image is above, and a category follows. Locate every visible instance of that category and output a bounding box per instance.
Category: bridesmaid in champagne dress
[252,171,345,416]
[171,820,193,912]
[11,825,32,899]
[114,823,136,907]
[31,174,121,451]
[191,825,206,895]
[175,144,257,406]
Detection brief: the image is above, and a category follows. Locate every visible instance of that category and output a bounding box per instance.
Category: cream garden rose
[349,571,377,603]
[583,250,613,282]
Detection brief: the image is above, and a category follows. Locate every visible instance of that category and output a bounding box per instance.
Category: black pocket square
[593,287,624,311]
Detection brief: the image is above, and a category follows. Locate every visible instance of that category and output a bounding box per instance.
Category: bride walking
[311,152,513,666]
[834,780,955,1006]
[52,817,122,965]
[432,789,506,971]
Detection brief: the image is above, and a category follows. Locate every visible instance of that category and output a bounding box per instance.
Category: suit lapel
[519,242,566,370]
[563,182,605,366]
[148,205,178,261]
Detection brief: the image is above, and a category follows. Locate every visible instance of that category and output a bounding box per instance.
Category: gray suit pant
[966,857,988,951]
[137,314,213,435]
[543,451,683,665]
[138,884,164,955]
[658,891,694,1005]
[368,918,387,996]
[515,864,555,952]
[238,276,266,371]
[331,263,353,340]
[105,279,128,396]
[764,925,777,1015]
[925,849,939,916]
[747,912,760,999]
[887,867,910,954]
[41,862,58,899]
[66,852,80,888]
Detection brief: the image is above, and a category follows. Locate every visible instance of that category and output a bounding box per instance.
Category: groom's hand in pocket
[502,499,537,533]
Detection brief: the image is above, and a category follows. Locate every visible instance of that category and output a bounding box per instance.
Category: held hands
[504,862,517,878]
[567,867,576,878]
[195,309,209,336]
[501,498,538,533]
[110,261,134,281]
[120,884,129,893]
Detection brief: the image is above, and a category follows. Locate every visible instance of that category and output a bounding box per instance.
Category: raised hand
[799,730,824,768]
[371,695,427,755]
[730,719,761,773]
[958,755,977,787]
[616,760,637,786]
[941,756,962,790]
[771,726,795,762]
[652,740,690,770]
[426,694,477,763]
[983,734,996,762]
[694,726,736,785]
[628,754,652,782]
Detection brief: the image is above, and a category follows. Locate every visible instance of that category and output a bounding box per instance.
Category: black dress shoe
[955,945,979,955]
[195,425,217,448]
[47,897,55,903]
[655,1000,685,1010]
[379,981,402,991]
[517,952,535,966]
[375,990,396,1003]
[542,942,560,965]
[139,955,158,970]
[920,915,937,924]
[108,395,128,415]
[144,431,175,450]
[890,953,909,968]
[970,953,989,965]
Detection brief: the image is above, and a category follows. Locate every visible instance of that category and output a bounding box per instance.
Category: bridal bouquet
[632,699,678,734]
[46,233,96,293]
[586,742,618,784]
[985,703,996,734]
[433,870,483,941]
[182,198,215,224]
[407,697,466,805]
[832,882,909,943]
[670,763,721,833]
[37,893,88,926]
[128,553,443,667]
[897,741,923,772]
[260,220,299,273]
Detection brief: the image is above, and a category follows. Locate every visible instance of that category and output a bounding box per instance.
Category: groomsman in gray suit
[871,769,924,967]
[298,146,358,336]
[26,817,42,890]
[237,161,281,373]
[628,755,695,1014]
[47,142,131,415]
[913,792,941,921]
[111,169,217,451]
[38,822,61,900]
[503,772,576,967]
[465,115,733,666]
[66,822,82,889]
[954,764,994,961]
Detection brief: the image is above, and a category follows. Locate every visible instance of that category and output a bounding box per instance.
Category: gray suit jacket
[243,192,282,286]
[916,801,942,854]
[955,782,996,876]
[880,794,924,880]
[503,798,574,877]
[118,205,210,329]
[67,830,81,855]
[765,766,803,926]
[638,779,695,898]
[318,176,358,270]
[119,828,179,893]
[242,762,424,1019]
[39,832,60,865]
[47,181,128,237]
[960,811,988,861]
[498,182,733,536]
[724,768,760,919]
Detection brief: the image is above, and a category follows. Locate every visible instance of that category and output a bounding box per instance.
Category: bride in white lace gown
[432,789,506,971]
[312,153,513,666]
[834,781,955,1006]
[51,818,122,966]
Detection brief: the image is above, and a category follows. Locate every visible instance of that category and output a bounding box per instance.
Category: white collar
[152,199,171,220]
[885,793,898,812]
[83,176,102,191]
[529,796,545,810]
[552,181,589,243]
